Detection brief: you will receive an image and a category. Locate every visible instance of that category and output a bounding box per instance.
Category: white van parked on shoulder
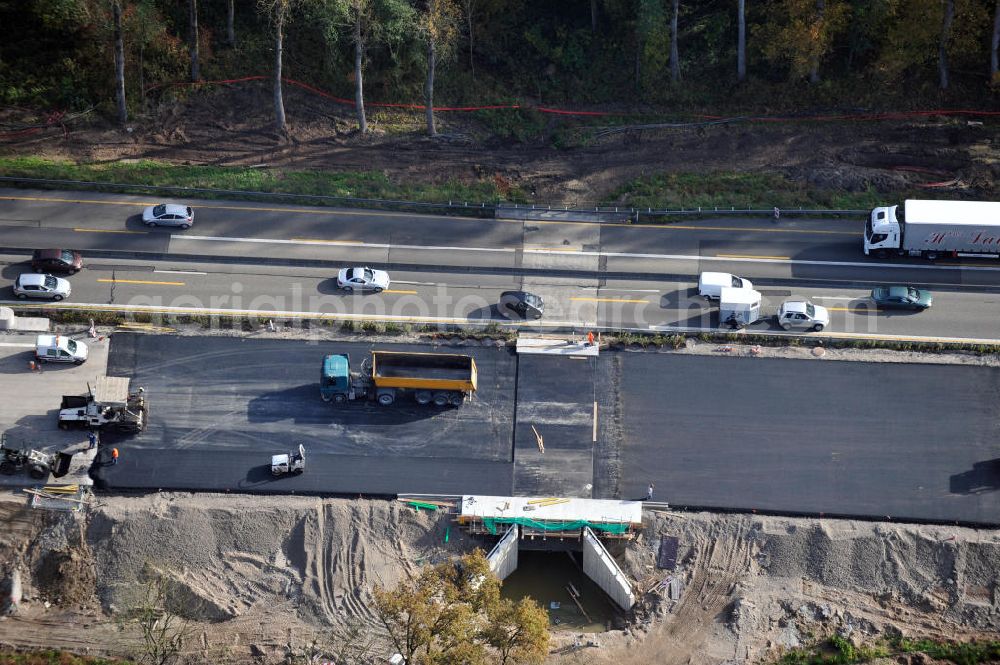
[698,272,754,300]
[35,335,88,365]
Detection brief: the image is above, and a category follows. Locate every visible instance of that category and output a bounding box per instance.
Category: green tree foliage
[2,0,1000,119]
[115,572,192,665]
[757,0,850,81]
[636,0,670,91]
[373,550,549,665]
[877,0,991,85]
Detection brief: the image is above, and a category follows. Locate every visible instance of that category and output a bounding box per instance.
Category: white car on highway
[142,203,194,229]
[776,300,830,332]
[337,267,390,293]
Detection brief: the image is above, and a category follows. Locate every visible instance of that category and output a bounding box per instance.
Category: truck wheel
[415,390,432,405]
[333,393,347,404]
[449,393,465,407]
[0,461,16,475]
[377,392,395,406]
[923,251,938,261]
[58,422,69,430]
[876,250,888,259]
[432,392,450,407]
[28,464,49,480]
[780,323,792,331]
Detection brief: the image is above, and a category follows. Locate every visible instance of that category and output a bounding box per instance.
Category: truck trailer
[864,199,1000,260]
[320,351,477,407]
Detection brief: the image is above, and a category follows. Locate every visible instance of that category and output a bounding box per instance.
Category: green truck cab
[320,353,352,404]
[320,351,477,407]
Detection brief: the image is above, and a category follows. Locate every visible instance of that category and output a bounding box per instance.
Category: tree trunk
[273,13,287,133]
[737,0,746,82]
[113,0,127,127]
[465,0,475,80]
[226,0,235,46]
[669,0,680,82]
[425,34,437,136]
[634,23,642,91]
[809,0,824,83]
[354,10,367,133]
[188,0,200,81]
[591,0,598,33]
[139,42,145,104]
[938,0,954,89]
[991,0,999,81]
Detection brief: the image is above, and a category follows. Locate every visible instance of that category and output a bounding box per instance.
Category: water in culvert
[499,550,617,633]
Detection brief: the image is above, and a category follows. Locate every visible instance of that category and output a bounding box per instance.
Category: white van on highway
[35,335,88,364]
[698,272,754,300]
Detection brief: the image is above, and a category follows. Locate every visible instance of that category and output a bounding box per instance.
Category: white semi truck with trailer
[864,199,1000,260]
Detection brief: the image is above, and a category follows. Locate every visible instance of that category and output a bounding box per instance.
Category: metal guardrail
[0,175,870,221]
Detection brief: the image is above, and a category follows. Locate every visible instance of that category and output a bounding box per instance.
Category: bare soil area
[0,491,997,665]
[2,86,999,203]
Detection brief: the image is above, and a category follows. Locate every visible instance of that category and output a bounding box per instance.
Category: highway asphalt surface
[2,188,1000,342]
[89,334,1000,525]
[3,256,1000,341]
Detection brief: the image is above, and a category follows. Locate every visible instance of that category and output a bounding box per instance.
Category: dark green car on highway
[870,285,933,310]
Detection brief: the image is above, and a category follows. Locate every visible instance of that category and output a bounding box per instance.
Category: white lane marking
[0,301,580,328]
[0,342,36,348]
[154,269,208,275]
[581,287,662,293]
[644,324,1000,345]
[178,234,1000,273]
[181,235,514,254]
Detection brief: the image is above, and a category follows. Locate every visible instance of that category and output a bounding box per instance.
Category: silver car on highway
[13,273,71,301]
[337,267,391,293]
[142,203,194,229]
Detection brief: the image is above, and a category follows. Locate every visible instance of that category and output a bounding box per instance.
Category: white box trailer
[719,287,761,329]
[864,199,1000,259]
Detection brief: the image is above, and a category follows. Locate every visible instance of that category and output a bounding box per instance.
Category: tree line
[2,0,998,136]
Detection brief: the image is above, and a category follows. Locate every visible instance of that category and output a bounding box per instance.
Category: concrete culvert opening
[464,496,643,633]
[500,549,623,632]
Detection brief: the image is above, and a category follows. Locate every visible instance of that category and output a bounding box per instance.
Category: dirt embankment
[0,491,997,664]
[2,88,998,204]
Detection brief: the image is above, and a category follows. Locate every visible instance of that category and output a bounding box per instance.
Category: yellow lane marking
[716,253,792,260]
[571,297,649,304]
[936,262,995,268]
[526,246,581,252]
[5,194,859,235]
[290,238,364,245]
[669,224,855,236]
[384,289,418,295]
[97,278,186,286]
[74,228,147,235]
[4,194,452,222]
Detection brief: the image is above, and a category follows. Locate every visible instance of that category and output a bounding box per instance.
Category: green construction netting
[482,517,630,535]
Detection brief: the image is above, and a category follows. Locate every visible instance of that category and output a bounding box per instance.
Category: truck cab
[864,205,902,256]
[320,354,352,403]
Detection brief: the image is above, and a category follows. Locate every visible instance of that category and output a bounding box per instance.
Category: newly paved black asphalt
[93,334,517,494]
[93,334,1000,525]
[617,353,1000,525]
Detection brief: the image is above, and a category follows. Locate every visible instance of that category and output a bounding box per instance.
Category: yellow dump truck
[320,351,478,407]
